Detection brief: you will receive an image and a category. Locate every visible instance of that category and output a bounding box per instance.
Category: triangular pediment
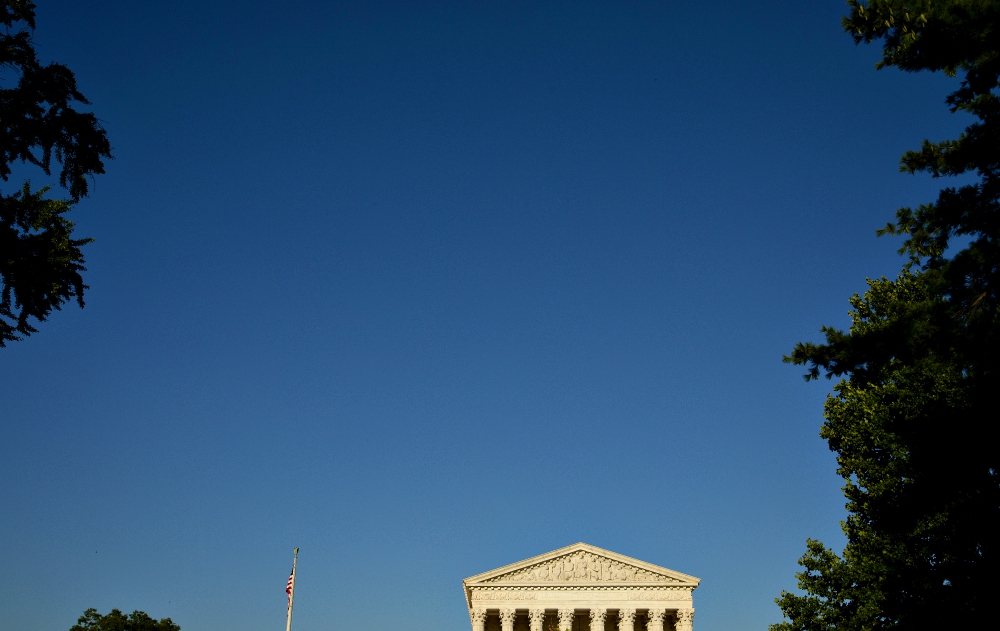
[463,542,700,587]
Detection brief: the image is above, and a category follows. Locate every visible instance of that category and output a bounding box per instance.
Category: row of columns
[470,608,694,631]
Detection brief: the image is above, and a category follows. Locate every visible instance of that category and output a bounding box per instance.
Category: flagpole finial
[294,547,299,555]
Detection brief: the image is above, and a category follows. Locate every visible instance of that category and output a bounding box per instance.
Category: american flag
[286,565,295,612]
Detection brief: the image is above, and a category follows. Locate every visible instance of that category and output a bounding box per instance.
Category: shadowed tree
[69,608,180,631]
[0,0,112,345]
[773,3,999,631]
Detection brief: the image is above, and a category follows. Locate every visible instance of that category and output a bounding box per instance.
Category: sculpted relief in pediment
[482,551,677,584]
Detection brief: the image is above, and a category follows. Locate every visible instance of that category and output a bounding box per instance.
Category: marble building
[463,543,699,631]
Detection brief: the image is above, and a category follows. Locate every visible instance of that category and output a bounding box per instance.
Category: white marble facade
[463,543,699,631]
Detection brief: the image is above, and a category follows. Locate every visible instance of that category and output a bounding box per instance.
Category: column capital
[470,607,488,631]
[646,608,667,631]
[589,608,607,631]
[470,608,487,624]
[618,608,636,631]
[529,609,546,631]
[558,608,576,631]
[500,608,518,631]
[675,608,695,631]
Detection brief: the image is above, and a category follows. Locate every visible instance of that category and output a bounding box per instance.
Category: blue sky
[0,2,968,631]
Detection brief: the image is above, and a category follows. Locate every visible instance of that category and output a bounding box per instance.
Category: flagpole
[286,548,299,631]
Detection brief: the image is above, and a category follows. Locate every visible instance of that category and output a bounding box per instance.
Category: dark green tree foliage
[0,0,111,345]
[774,3,999,631]
[775,274,979,631]
[70,608,180,631]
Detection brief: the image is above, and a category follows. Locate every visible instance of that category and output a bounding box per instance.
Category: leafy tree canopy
[0,0,111,345]
[775,274,992,631]
[792,0,1000,383]
[70,608,180,631]
[774,3,999,631]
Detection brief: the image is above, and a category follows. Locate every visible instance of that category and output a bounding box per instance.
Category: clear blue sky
[0,2,967,631]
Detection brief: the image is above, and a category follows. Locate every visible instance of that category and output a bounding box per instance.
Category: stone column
[470,608,487,631]
[558,609,575,631]
[675,609,694,631]
[529,609,546,631]
[647,609,666,631]
[589,608,607,631]
[500,609,517,631]
[618,608,636,631]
